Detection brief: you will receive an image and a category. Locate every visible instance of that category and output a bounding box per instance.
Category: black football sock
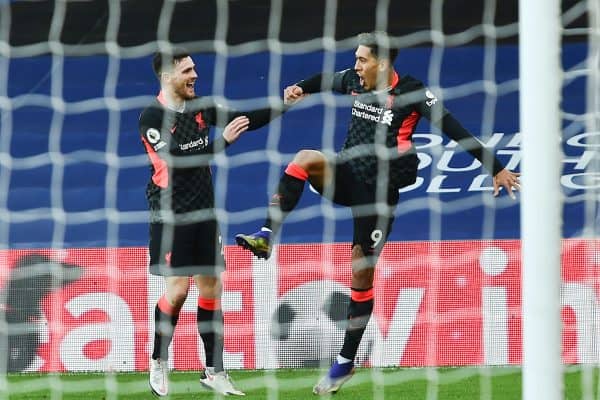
[264,165,307,234]
[152,296,181,361]
[339,288,374,362]
[197,299,224,372]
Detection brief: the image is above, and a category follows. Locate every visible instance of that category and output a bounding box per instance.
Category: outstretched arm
[213,102,287,132]
[435,113,521,199]
[285,70,352,105]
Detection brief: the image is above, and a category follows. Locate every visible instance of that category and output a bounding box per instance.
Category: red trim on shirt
[141,136,169,188]
[397,111,420,153]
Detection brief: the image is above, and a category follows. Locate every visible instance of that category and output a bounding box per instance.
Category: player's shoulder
[187,96,218,113]
[139,100,164,126]
[395,75,426,92]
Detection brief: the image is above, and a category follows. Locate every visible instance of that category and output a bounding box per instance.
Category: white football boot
[200,368,245,396]
[149,358,169,396]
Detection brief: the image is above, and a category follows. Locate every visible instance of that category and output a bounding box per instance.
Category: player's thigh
[314,161,356,205]
[190,219,225,270]
[304,152,334,194]
[352,209,395,259]
[350,186,399,259]
[194,274,222,299]
[164,276,192,303]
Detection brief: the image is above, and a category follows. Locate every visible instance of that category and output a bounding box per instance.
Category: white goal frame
[519,0,563,399]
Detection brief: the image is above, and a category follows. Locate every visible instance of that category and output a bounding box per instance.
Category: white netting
[0,0,596,399]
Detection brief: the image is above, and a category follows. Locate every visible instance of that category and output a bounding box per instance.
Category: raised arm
[201,100,287,132]
[285,69,356,105]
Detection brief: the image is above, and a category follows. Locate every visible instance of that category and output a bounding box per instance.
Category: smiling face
[162,56,198,102]
[354,44,391,91]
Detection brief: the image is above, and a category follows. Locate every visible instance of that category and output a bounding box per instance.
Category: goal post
[519,0,563,399]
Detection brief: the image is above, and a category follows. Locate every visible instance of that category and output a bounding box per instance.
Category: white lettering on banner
[445,133,504,149]
[398,177,424,193]
[482,287,508,365]
[566,131,600,147]
[427,175,461,193]
[496,150,521,170]
[413,133,443,149]
[370,288,425,367]
[562,283,598,364]
[395,131,596,193]
[563,151,596,170]
[252,255,279,369]
[221,292,244,369]
[437,151,482,172]
[4,242,599,371]
[506,133,521,147]
[416,153,433,169]
[60,293,135,371]
[561,173,600,190]
[480,247,510,365]
[468,174,494,192]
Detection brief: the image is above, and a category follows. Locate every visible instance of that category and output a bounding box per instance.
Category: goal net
[0,0,597,398]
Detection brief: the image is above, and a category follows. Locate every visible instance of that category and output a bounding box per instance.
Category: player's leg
[236,149,331,259]
[149,276,189,397]
[312,246,376,395]
[314,186,396,395]
[148,222,192,396]
[193,221,245,396]
[194,275,224,372]
[195,274,245,396]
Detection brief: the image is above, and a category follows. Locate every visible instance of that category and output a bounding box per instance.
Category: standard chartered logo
[352,100,394,126]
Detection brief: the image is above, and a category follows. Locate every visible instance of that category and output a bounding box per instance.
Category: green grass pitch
[3,367,596,399]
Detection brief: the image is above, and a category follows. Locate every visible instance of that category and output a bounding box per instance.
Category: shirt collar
[157,90,186,113]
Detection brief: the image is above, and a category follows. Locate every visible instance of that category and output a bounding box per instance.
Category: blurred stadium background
[1,0,596,389]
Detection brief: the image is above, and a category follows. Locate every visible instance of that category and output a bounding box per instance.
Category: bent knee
[292,149,325,168]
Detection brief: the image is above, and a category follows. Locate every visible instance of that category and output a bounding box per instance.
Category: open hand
[493,169,521,199]
[222,116,250,144]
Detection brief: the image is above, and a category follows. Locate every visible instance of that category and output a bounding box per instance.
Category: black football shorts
[313,160,401,262]
[149,219,225,277]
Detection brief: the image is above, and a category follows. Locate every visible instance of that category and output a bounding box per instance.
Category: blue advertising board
[4,43,591,248]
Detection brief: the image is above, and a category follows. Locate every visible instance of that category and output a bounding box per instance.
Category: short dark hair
[357,32,398,63]
[152,47,190,79]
